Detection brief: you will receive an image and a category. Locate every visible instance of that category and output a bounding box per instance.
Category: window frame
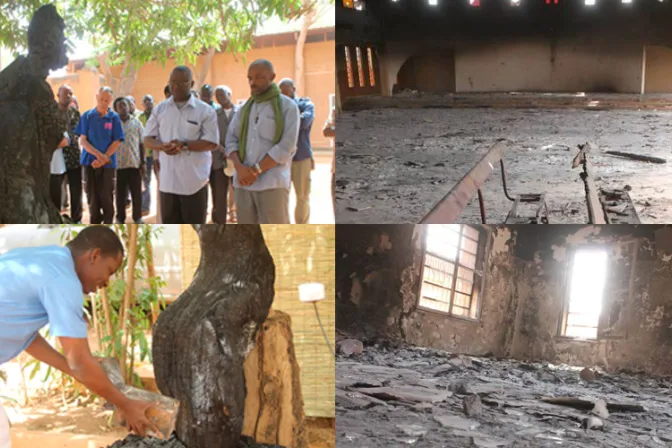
[416,225,490,322]
[557,241,637,341]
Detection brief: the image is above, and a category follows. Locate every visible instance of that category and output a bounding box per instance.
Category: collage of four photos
[3,0,672,447]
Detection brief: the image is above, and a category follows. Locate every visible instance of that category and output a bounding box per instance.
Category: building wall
[377,38,644,95]
[48,69,105,111]
[48,36,335,148]
[505,225,672,376]
[455,38,643,93]
[335,224,515,356]
[336,224,672,376]
[644,45,672,93]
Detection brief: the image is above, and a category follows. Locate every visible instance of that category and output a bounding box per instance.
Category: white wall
[454,38,643,93]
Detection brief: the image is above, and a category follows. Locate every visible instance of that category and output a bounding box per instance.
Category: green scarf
[238,82,284,163]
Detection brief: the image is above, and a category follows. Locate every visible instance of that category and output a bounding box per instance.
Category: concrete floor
[335,95,672,224]
[336,343,672,448]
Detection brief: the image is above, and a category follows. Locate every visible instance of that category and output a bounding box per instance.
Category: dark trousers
[142,157,154,212]
[84,166,115,224]
[209,169,229,224]
[160,185,208,224]
[66,167,83,222]
[116,168,142,223]
[49,174,64,211]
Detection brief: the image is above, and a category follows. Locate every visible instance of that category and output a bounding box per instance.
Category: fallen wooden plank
[542,397,646,413]
[421,140,506,223]
[604,150,666,164]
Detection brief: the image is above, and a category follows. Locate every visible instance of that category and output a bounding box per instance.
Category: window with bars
[344,47,355,88]
[355,47,365,87]
[418,225,485,320]
[367,48,376,87]
[343,45,378,90]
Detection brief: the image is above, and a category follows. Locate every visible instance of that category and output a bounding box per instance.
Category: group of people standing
[52,58,333,224]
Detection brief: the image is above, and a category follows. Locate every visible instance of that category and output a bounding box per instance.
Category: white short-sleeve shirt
[143,95,219,196]
[50,132,69,175]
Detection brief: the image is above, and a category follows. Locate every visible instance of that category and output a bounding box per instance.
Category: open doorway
[561,248,609,339]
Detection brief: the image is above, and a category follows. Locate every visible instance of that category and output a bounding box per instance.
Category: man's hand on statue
[237,165,258,186]
[119,399,161,437]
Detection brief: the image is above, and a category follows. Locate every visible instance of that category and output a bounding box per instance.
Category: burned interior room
[335,224,672,447]
[336,0,672,224]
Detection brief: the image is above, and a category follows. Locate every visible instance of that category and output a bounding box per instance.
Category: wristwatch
[254,163,262,174]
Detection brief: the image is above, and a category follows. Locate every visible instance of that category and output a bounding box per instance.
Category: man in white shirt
[225,59,300,224]
[142,66,219,224]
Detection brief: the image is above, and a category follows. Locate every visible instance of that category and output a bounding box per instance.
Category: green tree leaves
[0,0,307,67]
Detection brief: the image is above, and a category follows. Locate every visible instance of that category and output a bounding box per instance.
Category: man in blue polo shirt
[0,226,158,444]
[75,86,125,224]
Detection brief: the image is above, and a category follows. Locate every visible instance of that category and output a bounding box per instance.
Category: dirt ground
[335,96,672,224]
[6,393,127,448]
[336,343,672,447]
[5,393,334,448]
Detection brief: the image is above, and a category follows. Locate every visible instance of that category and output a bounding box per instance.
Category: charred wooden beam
[421,141,506,223]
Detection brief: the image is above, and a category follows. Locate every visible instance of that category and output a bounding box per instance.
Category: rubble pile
[336,340,672,447]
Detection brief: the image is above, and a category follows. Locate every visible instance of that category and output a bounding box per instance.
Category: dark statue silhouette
[0,4,68,223]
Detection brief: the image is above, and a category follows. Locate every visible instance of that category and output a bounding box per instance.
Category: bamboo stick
[100,288,114,354]
[119,224,139,380]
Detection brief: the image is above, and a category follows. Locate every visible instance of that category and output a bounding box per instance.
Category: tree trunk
[243,310,306,448]
[294,3,317,97]
[99,53,140,97]
[196,47,217,91]
[152,225,275,448]
[120,224,139,378]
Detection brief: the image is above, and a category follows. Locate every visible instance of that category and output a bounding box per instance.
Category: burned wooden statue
[0,4,68,223]
[151,225,276,448]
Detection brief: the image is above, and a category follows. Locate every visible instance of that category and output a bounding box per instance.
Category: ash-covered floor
[335,101,672,224]
[336,342,672,448]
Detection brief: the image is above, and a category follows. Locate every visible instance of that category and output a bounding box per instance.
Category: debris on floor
[336,105,672,224]
[107,434,284,448]
[336,342,672,447]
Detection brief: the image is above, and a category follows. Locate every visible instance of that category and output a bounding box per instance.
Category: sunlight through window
[564,249,608,339]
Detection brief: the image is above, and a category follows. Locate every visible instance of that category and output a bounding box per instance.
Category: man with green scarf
[225,59,300,224]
